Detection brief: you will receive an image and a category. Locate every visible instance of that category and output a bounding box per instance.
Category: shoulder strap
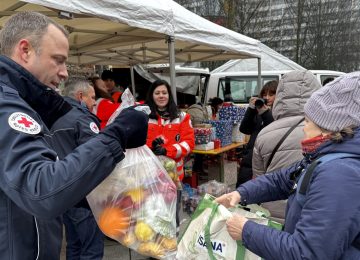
[266,117,304,170]
[299,153,360,196]
[296,152,360,250]
[298,152,360,197]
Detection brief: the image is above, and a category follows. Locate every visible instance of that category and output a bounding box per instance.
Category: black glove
[153,145,167,156]
[102,106,149,149]
[152,137,164,149]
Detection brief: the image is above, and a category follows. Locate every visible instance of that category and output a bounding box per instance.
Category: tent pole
[257,57,262,90]
[130,66,136,99]
[167,36,177,105]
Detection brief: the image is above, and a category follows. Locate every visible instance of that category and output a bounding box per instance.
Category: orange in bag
[98,207,130,238]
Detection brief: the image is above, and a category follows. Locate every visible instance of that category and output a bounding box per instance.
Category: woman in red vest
[101,70,123,103]
[146,79,195,231]
[90,76,120,129]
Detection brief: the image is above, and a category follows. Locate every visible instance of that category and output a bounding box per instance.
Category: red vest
[146,112,195,180]
[111,91,122,103]
[93,98,120,129]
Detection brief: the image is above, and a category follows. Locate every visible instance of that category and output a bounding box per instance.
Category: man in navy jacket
[48,78,104,259]
[0,12,148,259]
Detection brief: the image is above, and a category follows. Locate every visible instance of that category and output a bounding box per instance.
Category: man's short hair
[101,70,115,81]
[0,11,68,56]
[64,77,93,98]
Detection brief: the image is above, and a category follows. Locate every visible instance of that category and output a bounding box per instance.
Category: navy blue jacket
[49,97,100,158]
[0,55,124,259]
[48,97,101,208]
[237,128,360,259]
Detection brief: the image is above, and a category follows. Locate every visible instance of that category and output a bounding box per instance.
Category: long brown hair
[88,76,114,102]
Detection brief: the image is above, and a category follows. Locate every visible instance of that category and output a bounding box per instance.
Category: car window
[218,76,279,103]
[320,75,339,86]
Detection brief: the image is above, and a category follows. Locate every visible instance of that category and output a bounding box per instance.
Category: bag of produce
[177,194,281,260]
[87,89,177,259]
[87,147,177,259]
[157,155,182,189]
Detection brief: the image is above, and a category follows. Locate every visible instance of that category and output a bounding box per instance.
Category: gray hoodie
[252,70,321,223]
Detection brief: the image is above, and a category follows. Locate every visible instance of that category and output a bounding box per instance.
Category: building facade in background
[176,0,360,72]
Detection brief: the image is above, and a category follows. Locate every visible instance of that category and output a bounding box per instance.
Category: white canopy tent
[0,0,262,101]
[170,0,260,62]
[212,43,305,73]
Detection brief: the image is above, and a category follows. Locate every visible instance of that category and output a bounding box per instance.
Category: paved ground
[60,210,191,260]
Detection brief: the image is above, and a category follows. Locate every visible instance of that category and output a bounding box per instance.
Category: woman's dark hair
[260,80,278,97]
[146,79,179,120]
[208,97,223,115]
[88,76,114,102]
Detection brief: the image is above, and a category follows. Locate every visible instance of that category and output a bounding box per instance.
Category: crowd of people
[0,10,359,260]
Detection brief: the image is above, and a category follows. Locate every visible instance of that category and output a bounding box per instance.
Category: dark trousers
[236,151,253,188]
[63,207,104,260]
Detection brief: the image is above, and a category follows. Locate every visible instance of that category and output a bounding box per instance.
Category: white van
[205,70,345,104]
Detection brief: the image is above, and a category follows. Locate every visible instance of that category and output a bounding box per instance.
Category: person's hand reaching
[215,191,241,208]
[226,214,248,240]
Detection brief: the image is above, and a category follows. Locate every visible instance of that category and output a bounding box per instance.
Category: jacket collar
[63,96,100,125]
[0,55,72,128]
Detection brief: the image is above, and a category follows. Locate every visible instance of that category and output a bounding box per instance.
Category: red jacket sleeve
[164,113,195,160]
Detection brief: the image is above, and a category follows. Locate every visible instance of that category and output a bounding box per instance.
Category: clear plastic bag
[107,88,151,125]
[156,155,182,189]
[87,89,177,259]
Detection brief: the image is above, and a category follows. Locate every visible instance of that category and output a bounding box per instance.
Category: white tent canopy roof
[169,1,260,62]
[0,0,261,66]
[212,43,305,73]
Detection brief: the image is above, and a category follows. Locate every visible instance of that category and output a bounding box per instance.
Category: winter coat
[237,108,273,186]
[252,70,321,222]
[146,112,195,180]
[0,55,123,260]
[237,128,360,260]
[49,97,100,158]
[48,97,100,208]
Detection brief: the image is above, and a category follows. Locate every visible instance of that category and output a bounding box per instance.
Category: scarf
[157,108,170,119]
[301,134,330,154]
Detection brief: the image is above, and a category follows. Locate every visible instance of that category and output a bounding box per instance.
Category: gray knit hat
[304,71,360,132]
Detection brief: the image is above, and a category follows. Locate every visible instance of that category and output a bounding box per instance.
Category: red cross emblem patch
[89,122,99,134]
[8,112,41,135]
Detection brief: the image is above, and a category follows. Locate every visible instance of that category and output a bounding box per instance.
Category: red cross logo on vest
[8,112,41,135]
[17,117,33,128]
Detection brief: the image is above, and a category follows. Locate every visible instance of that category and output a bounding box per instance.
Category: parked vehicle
[205,70,345,104]
[134,64,210,106]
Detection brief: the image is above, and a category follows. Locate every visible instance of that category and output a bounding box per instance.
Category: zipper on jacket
[34,217,40,260]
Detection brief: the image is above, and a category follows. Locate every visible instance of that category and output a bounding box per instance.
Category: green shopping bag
[177,194,282,260]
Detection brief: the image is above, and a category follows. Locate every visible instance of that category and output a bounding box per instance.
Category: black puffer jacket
[237,107,273,186]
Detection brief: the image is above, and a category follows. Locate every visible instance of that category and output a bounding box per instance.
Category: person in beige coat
[252,70,321,223]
